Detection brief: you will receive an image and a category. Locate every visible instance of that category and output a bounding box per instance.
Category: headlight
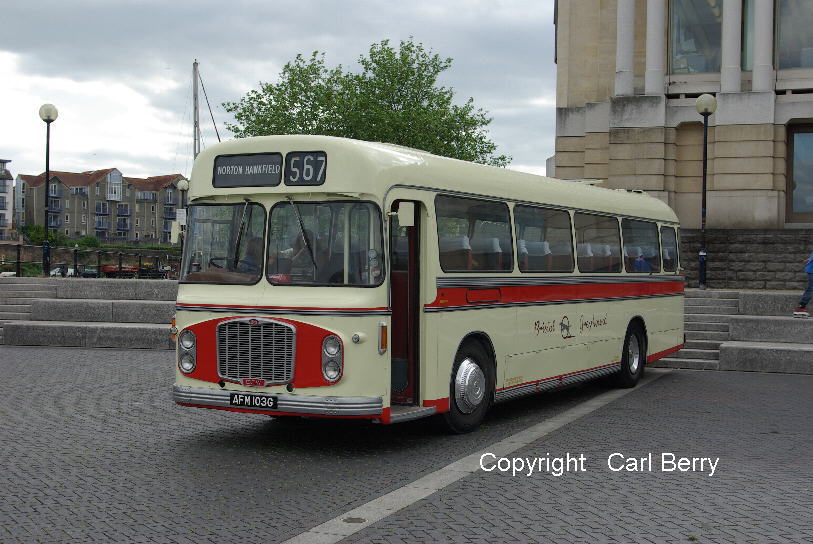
[322,358,342,382]
[323,335,342,357]
[179,330,196,350]
[179,352,196,373]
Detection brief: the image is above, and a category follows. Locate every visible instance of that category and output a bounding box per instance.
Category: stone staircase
[0,279,58,344]
[654,289,813,374]
[0,277,177,350]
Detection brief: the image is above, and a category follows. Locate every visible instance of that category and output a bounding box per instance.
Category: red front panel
[179,316,338,388]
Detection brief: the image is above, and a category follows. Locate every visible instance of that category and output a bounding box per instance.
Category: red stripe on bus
[496,361,621,392]
[647,344,684,363]
[427,281,684,309]
[176,303,389,312]
[176,402,381,420]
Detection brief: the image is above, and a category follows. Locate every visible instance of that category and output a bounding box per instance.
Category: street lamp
[176,178,190,261]
[39,103,58,277]
[695,93,717,290]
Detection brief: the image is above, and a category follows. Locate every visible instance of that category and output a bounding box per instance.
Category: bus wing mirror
[397,202,415,227]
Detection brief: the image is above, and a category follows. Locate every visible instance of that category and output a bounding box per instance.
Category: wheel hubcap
[454,358,486,414]
[627,335,641,373]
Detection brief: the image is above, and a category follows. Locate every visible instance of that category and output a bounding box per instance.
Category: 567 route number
[285,151,326,186]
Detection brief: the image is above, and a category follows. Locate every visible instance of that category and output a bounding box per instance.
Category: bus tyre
[615,323,646,388]
[441,341,495,434]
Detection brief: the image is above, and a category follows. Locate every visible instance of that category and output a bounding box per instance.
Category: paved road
[0,345,811,543]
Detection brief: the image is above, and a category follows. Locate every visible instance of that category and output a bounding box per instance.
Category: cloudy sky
[2,0,556,181]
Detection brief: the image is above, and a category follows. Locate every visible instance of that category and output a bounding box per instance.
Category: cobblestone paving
[344,371,813,544]
[0,345,615,543]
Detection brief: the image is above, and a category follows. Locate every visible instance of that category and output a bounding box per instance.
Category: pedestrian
[793,250,813,318]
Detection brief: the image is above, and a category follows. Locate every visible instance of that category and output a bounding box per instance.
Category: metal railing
[0,243,182,279]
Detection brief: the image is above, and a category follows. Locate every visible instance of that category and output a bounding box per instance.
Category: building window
[135,231,140,239]
[135,218,140,227]
[95,183,100,196]
[787,125,813,223]
[150,219,155,227]
[778,0,813,69]
[49,183,59,196]
[741,0,754,70]
[669,0,723,74]
[65,199,70,209]
[82,200,87,209]
[150,205,156,213]
[81,214,87,224]
[65,214,70,224]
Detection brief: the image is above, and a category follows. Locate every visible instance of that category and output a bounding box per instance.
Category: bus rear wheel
[440,341,495,434]
[614,322,646,388]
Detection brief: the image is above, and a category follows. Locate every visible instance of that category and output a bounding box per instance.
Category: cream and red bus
[172,135,683,432]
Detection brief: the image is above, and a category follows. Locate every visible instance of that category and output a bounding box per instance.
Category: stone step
[3,321,173,350]
[684,289,741,299]
[29,299,174,324]
[684,297,739,308]
[0,290,57,299]
[0,305,31,313]
[0,283,58,292]
[684,330,731,341]
[685,322,730,332]
[0,313,32,321]
[729,315,813,343]
[673,348,719,361]
[684,339,724,351]
[739,292,803,317]
[0,298,41,305]
[685,313,735,323]
[719,341,813,374]
[684,306,739,315]
[650,357,720,371]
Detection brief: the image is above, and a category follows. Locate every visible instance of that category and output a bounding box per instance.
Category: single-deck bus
[173,135,684,432]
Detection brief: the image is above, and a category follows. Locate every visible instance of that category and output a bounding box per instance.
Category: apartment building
[15,169,185,244]
[0,160,12,241]
[553,0,813,228]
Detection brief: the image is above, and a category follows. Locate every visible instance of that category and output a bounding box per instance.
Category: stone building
[15,169,185,244]
[553,0,813,229]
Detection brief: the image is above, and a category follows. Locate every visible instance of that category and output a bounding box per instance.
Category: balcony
[95,209,110,216]
[116,209,131,217]
[115,224,132,231]
[137,193,157,201]
[47,206,63,213]
[48,218,63,228]
[94,221,110,230]
[0,219,7,228]
[163,210,176,220]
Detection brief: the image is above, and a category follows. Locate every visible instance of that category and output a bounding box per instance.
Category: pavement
[1,345,811,543]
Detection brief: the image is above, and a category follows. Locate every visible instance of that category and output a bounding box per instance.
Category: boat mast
[193,59,200,158]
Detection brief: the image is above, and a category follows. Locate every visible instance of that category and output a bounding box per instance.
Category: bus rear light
[378,322,388,354]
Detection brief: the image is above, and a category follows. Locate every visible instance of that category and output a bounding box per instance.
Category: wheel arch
[627,315,649,355]
[454,331,497,372]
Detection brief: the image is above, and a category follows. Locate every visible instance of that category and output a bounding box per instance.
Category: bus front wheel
[614,323,646,388]
[440,341,495,434]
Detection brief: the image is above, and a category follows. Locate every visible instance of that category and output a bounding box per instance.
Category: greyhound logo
[560,316,575,339]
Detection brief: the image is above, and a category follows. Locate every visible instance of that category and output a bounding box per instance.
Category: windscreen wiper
[286,197,317,269]
[232,200,250,269]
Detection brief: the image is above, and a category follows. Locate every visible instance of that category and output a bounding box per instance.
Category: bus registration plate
[229,393,278,409]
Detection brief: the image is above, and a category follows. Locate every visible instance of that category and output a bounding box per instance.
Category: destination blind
[213,153,283,187]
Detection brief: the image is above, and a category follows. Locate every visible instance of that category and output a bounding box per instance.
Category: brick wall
[680,229,813,290]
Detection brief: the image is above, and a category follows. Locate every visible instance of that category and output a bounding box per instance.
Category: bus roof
[189,135,679,224]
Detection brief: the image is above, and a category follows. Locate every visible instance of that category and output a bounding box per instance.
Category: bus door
[389,200,420,406]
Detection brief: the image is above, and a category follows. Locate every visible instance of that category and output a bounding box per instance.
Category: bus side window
[514,205,573,273]
[660,226,679,272]
[574,213,622,273]
[435,195,512,272]
[622,219,661,273]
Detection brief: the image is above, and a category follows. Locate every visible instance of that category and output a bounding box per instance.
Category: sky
[1,0,556,181]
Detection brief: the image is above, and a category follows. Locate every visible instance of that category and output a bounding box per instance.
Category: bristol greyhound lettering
[560,316,575,339]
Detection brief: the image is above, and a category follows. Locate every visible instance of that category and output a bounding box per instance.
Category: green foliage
[21,225,69,247]
[75,235,101,248]
[223,38,510,167]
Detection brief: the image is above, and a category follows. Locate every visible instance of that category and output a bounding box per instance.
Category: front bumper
[173,385,383,416]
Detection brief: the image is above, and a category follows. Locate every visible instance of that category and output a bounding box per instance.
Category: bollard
[16,244,22,277]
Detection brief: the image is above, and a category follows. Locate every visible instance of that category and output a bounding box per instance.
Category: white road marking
[282,369,671,544]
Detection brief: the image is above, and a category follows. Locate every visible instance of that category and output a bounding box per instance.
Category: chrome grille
[217,318,296,384]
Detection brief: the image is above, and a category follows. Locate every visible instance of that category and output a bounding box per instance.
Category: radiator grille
[217,319,295,384]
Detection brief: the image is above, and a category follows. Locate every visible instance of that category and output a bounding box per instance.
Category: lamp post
[695,93,717,290]
[39,103,58,277]
[176,178,190,270]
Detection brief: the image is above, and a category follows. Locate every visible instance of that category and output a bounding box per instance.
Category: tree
[21,225,68,247]
[223,38,510,167]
